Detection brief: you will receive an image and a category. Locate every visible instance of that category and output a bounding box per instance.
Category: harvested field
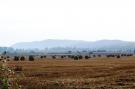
[8,57,135,89]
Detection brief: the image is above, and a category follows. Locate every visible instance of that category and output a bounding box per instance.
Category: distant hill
[11,39,135,51]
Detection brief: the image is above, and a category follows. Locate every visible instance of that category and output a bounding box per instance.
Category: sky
[0,0,135,46]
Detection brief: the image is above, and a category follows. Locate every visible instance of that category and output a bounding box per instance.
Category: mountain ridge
[11,39,135,50]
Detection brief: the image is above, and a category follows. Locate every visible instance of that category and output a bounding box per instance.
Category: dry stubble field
[7,57,135,89]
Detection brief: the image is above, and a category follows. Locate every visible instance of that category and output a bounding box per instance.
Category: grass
[7,56,135,89]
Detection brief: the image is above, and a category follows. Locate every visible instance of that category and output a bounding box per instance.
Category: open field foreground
[8,57,135,89]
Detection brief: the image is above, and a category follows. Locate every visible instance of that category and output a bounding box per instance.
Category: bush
[127,54,133,57]
[44,56,46,58]
[6,56,10,59]
[78,55,83,59]
[1,56,3,59]
[20,56,25,61]
[74,56,78,60]
[117,55,121,58]
[98,55,101,57]
[71,56,74,59]
[29,56,35,61]
[52,56,56,59]
[68,55,71,58]
[85,56,89,59]
[0,78,9,89]
[61,56,64,59]
[0,55,21,89]
[40,56,43,59]
[106,55,115,58]
[14,56,19,61]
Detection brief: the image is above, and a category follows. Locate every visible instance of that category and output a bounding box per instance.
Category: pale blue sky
[0,0,135,46]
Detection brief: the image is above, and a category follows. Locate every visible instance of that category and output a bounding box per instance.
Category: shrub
[61,56,64,59]
[78,55,83,59]
[121,54,126,56]
[74,56,78,60]
[98,55,101,57]
[29,56,35,61]
[52,56,56,59]
[68,55,71,58]
[106,55,115,58]
[44,56,46,58]
[14,56,19,61]
[1,56,3,59]
[20,56,25,61]
[6,56,10,59]
[85,56,89,59]
[40,56,46,59]
[117,55,121,58]
[71,56,74,59]
[40,56,43,59]
[0,55,21,89]
[127,54,133,57]
[1,78,8,89]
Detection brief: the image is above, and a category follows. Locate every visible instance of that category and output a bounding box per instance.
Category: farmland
[6,56,135,89]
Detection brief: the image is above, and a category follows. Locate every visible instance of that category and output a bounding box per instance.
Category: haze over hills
[11,39,135,51]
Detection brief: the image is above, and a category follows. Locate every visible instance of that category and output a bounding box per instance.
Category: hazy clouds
[0,0,135,46]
